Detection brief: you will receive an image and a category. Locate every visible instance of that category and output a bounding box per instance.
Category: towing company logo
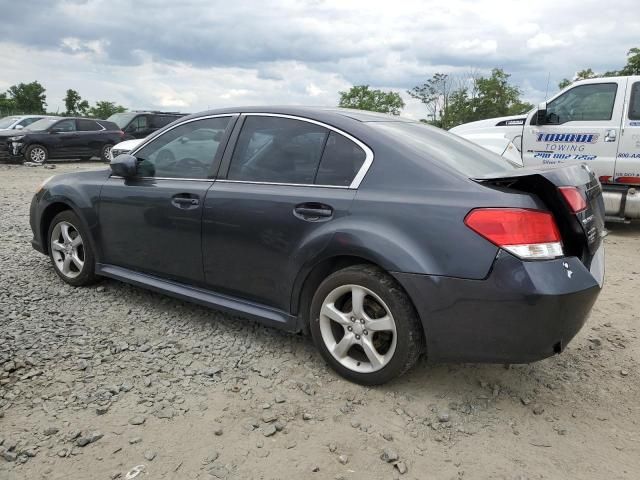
[536,133,599,144]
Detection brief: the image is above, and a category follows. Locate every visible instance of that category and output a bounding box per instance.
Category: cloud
[0,0,638,116]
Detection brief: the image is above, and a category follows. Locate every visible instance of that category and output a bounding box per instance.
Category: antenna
[544,72,551,100]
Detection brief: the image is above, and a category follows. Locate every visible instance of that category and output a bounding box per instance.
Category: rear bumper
[393,247,604,363]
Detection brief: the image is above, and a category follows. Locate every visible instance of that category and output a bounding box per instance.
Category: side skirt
[96,264,299,332]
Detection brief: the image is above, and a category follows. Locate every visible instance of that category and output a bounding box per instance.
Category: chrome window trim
[129,113,235,157]
[215,179,350,189]
[241,113,373,189]
[125,112,374,188]
[109,175,213,182]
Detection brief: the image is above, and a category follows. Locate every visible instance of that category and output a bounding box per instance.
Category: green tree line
[339,46,640,129]
[0,81,126,119]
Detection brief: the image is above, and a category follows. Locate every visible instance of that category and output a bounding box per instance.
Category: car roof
[185,106,416,124]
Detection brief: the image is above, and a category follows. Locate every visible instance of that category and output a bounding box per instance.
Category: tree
[619,47,640,75]
[0,92,15,115]
[64,89,89,116]
[558,68,597,90]
[6,81,47,113]
[87,101,126,119]
[338,85,405,115]
[407,73,455,127]
[409,68,532,129]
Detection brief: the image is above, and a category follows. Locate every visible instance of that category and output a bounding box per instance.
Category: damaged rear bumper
[393,247,604,363]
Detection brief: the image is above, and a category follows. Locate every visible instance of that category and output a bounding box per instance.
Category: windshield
[0,116,20,129]
[107,113,136,128]
[26,118,61,131]
[370,121,517,176]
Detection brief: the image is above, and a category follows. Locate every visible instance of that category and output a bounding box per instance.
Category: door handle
[604,129,617,142]
[171,194,200,209]
[293,203,333,221]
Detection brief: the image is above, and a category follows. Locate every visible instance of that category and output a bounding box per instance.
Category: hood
[449,114,529,134]
[113,138,145,152]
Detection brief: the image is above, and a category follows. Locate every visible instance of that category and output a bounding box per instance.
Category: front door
[98,115,235,284]
[614,79,640,184]
[202,114,369,312]
[522,79,627,180]
[48,119,83,158]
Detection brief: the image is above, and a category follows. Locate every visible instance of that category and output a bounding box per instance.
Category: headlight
[36,176,54,193]
[9,135,25,142]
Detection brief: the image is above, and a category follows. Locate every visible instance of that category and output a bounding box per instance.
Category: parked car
[451,75,640,222]
[109,138,145,160]
[29,107,605,385]
[107,111,187,140]
[0,117,125,164]
[0,114,56,132]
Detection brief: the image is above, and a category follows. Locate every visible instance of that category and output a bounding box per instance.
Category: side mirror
[536,101,547,125]
[110,154,137,178]
[14,125,24,130]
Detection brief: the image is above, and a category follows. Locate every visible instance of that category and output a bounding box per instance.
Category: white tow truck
[451,76,640,222]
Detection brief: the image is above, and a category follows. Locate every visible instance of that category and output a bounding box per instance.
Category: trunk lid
[474,164,605,266]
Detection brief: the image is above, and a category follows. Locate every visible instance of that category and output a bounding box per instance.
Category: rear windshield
[369,121,517,176]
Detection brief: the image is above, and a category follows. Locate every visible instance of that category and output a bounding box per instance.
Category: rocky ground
[0,162,639,480]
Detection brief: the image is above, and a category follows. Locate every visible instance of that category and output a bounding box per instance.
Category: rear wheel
[309,265,424,385]
[25,144,48,164]
[47,211,98,286]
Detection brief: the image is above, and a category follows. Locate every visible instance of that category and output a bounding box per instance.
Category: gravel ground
[1,162,639,480]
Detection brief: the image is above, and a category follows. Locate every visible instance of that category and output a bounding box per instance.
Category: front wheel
[101,144,113,162]
[309,265,424,385]
[47,211,98,286]
[25,144,48,164]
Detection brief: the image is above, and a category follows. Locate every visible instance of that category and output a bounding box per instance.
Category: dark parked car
[0,117,125,164]
[29,107,605,385]
[107,111,187,139]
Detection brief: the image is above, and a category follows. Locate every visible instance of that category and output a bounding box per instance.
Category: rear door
[614,78,640,184]
[98,115,236,284]
[202,114,369,312]
[48,119,82,158]
[522,79,627,180]
[77,119,105,157]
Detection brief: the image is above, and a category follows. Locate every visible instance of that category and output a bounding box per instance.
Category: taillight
[465,208,563,260]
[558,186,587,213]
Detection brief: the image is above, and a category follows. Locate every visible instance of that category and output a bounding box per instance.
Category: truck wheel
[25,144,48,164]
[309,264,424,385]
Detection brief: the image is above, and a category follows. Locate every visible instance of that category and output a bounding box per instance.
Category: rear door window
[77,119,103,131]
[227,116,329,184]
[629,82,640,120]
[315,132,366,186]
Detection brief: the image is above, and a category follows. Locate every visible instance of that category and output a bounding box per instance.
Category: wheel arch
[39,200,98,259]
[292,254,428,350]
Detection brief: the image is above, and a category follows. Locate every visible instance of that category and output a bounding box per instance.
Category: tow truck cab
[451,75,640,222]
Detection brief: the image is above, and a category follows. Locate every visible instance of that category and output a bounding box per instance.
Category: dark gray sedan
[29,107,605,385]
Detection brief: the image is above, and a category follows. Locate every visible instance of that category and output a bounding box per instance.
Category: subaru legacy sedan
[29,107,605,385]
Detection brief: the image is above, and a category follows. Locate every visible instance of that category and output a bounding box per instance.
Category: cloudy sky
[0,0,638,118]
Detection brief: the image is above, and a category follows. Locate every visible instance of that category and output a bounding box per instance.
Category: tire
[309,264,424,385]
[101,144,114,163]
[47,211,98,286]
[25,144,48,164]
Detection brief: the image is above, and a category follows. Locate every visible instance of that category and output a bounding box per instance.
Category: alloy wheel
[50,221,85,279]
[30,147,46,164]
[319,284,397,373]
[103,145,113,161]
